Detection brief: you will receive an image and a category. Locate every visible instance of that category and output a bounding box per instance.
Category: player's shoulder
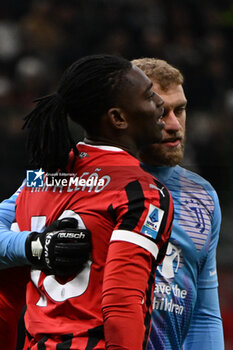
[117,163,168,199]
[137,169,173,211]
[175,165,217,197]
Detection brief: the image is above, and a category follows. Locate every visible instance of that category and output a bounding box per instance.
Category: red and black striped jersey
[16,142,174,350]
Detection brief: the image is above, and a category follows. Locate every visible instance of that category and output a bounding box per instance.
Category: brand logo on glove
[58,232,86,239]
[44,231,55,269]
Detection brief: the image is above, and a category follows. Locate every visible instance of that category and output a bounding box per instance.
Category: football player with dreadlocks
[1,54,173,349]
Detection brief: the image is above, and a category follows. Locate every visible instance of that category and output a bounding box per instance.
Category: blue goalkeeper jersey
[141,165,224,350]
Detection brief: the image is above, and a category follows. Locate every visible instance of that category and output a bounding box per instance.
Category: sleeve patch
[141,204,164,239]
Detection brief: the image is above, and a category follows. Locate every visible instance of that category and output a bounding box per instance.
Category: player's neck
[83,136,139,158]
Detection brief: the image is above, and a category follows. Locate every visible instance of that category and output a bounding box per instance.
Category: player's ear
[107,108,128,130]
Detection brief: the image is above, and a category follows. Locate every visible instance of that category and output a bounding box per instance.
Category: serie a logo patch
[141,204,164,239]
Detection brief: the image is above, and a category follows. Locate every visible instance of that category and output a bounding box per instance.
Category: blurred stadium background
[0,0,232,348]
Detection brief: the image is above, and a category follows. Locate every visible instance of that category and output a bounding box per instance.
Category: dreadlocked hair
[23,54,132,173]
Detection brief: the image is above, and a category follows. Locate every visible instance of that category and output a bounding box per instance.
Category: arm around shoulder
[0,193,30,268]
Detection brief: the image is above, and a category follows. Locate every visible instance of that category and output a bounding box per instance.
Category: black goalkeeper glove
[25,218,91,276]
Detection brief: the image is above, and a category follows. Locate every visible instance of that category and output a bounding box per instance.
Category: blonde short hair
[132,57,184,91]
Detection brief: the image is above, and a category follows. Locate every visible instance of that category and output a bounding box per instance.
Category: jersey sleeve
[110,178,173,264]
[102,178,173,349]
[0,181,30,268]
[183,287,224,350]
[197,189,221,288]
[184,189,224,349]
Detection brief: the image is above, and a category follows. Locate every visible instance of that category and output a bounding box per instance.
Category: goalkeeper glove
[25,218,91,275]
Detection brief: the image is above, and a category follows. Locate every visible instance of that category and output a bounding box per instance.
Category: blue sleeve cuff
[0,187,31,267]
[0,222,30,267]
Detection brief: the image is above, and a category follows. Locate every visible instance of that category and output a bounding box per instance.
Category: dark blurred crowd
[0,0,233,204]
[0,0,233,202]
[0,0,233,347]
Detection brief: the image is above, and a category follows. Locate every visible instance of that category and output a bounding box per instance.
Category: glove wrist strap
[31,237,43,260]
[25,232,43,264]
